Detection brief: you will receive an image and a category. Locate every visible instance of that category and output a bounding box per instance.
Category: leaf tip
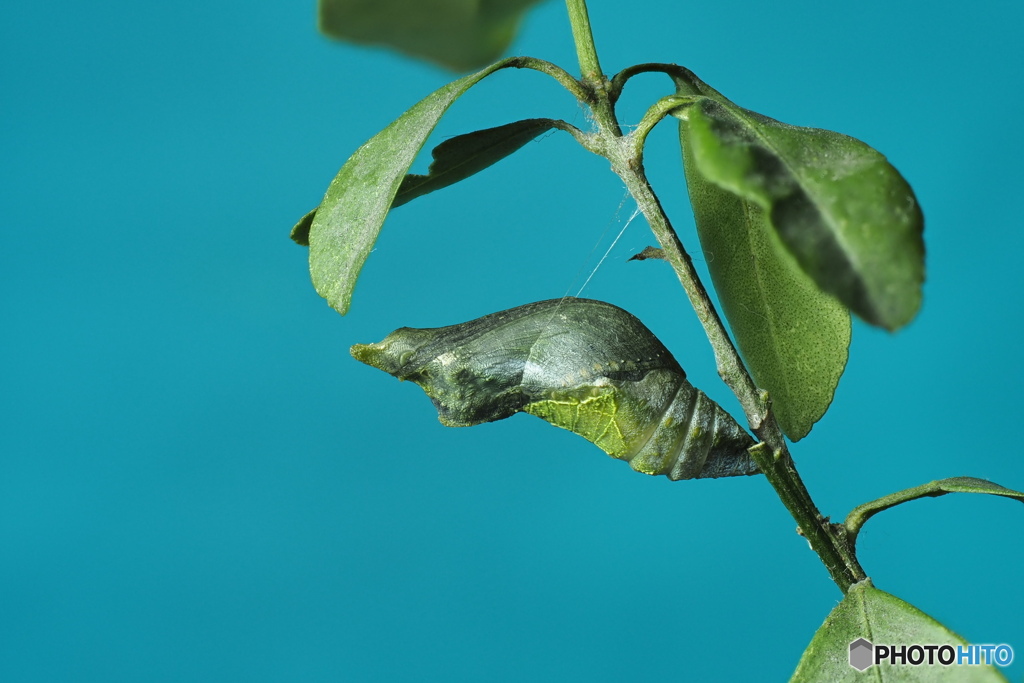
[291,208,316,247]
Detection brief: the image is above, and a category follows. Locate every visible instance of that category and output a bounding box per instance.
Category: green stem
[564,0,622,137]
[844,476,1024,552]
[615,159,866,593]
[561,3,865,591]
[609,63,683,103]
[514,56,592,104]
[631,96,695,153]
[564,0,603,84]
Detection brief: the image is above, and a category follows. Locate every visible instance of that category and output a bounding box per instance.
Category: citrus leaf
[393,118,558,207]
[791,580,1008,682]
[845,477,1024,548]
[674,70,925,331]
[319,0,544,71]
[679,127,850,441]
[307,58,518,315]
[292,118,555,247]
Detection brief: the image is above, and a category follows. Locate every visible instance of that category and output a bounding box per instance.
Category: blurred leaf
[679,127,850,441]
[674,70,925,331]
[319,0,545,71]
[845,477,1024,547]
[791,580,1008,682]
[308,58,518,315]
[394,118,557,207]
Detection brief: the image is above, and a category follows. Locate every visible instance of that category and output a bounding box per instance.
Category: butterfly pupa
[351,298,758,480]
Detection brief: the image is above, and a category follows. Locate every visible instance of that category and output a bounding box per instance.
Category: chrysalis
[351,298,758,480]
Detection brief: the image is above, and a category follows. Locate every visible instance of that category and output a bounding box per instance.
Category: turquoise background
[3,1,1022,680]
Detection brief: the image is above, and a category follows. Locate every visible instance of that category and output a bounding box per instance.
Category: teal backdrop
[2,1,1022,680]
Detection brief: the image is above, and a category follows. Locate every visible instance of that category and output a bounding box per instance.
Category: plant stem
[563,0,622,137]
[563,0,866,593]
[564,0,603,84]
[618,152,865,594]
[515,56,592,104]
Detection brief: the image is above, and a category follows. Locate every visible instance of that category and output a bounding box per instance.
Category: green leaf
[308,58,519,315]
[294,118,556,249]
[319,0,544,71]
[679,127,850,441]
[845,477,1024,548]
[290,208,316,247]
[393,118,557,207]
[791,580,1008,682]
[674,71,925,331]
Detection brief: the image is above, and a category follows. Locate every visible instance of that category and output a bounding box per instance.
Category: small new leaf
[791,580,1008,682]
[628,246,665,262]
[319,0,544,71]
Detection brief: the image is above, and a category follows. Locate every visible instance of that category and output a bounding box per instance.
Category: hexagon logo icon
[849,638,874,671]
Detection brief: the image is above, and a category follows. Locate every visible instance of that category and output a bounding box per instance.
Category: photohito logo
[849,638,1014,671]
